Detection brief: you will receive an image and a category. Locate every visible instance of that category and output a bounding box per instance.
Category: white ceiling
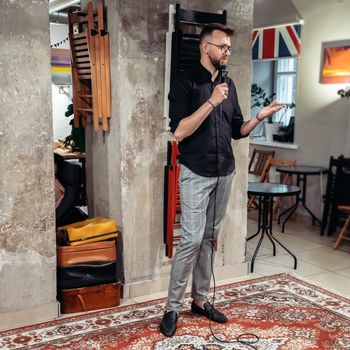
[49,0,80,14]
[253,0,302,28]
[254,0,349,28]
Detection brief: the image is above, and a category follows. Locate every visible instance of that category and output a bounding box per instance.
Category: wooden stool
[333,205,350,250]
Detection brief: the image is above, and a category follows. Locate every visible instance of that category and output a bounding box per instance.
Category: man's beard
[208,53,222,70]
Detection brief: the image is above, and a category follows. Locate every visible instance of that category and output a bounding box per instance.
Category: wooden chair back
[263,158,296,183]
[333,205,350,250]
[248,156,296,213]
[248,149,275,177]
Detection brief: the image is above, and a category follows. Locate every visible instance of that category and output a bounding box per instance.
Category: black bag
[57,261,117,290]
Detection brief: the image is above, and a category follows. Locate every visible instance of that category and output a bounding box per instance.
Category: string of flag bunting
[51,36,69,48]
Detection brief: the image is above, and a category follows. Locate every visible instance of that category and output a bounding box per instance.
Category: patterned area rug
[1,273,350,350]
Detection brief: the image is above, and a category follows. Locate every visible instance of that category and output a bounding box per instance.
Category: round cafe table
[276,166,328,232]
[247,182,301,273]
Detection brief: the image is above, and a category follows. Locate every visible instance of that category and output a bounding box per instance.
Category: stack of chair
[68,0,111,132]
[57,217,120,314]
[164,141,181,258]
[163,141,218,257]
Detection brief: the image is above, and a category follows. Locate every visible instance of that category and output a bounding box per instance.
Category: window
[274,58,297,125]
[251,57,298,141]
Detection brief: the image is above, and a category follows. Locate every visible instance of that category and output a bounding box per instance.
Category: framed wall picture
[51,48,72,85]
[320,40,350,84]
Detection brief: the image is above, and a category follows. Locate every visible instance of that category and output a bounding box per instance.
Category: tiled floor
[245,214,350,297]
[61,214,350,319]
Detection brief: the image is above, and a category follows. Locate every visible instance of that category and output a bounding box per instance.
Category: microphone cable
[206,65,259,349]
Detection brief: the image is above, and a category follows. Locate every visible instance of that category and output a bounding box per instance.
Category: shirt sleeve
[231,81,250,140]
[168,72,191,133]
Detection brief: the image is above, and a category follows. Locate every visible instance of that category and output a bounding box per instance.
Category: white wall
[292,0,350,165]
[50,23,72,141]
[250,0,350,220]
[51,84,72,140]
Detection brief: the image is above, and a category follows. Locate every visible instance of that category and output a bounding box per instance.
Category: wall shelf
[250,137,299,150]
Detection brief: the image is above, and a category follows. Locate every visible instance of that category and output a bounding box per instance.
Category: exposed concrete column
[86,0,253,297]
[0,1,58,329]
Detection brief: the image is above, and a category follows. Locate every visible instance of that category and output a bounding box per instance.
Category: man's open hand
[257,101,285,121]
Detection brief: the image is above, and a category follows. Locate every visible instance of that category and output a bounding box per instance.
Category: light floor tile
[303,272,350,298]
[281,219,318,234]
[296,247,350,270]
[298,234,337,247]
[264,232,325,253]
[118,298,138,307]
[133,291,168,304]
[246,242,281,261]
[260,254,326,276]
[333,267,350,278]
[246,232,300,252]
[246,234,283,250]
[252,260,299,276]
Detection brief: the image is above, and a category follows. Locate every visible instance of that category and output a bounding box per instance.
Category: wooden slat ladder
[97,0,108,130]
[86,2,99,131]
[68,0,111,132]
[68,10,93,128]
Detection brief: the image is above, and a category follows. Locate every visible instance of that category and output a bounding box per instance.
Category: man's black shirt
[169,63,248,177]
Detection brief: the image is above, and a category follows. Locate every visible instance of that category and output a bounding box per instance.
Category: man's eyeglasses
[207,42,232,54]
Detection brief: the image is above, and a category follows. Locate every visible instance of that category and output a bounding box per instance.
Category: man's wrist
[256,113,263,121]
[207,100,215,109]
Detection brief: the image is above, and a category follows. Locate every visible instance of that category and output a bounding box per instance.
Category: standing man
[160,23,283,337]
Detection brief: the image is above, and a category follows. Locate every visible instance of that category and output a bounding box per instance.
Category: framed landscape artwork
[320,40,350,84]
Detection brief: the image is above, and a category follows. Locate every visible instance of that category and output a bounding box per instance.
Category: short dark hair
[199,23,234,43]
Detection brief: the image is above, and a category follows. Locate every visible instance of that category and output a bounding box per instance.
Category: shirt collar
[195,62,219,83]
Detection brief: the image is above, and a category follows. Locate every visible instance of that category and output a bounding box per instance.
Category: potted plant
[251,84,295,141]
[251,83,276,124]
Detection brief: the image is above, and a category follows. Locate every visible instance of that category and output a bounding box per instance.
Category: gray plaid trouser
[166,164,234,312]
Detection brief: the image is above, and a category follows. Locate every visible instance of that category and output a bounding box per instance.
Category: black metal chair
[321,156,350,235]
[170,4,227,82]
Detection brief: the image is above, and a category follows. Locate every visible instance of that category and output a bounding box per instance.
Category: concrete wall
[0,1,58,329]
[85,0,253,297]
[249,0,350,219]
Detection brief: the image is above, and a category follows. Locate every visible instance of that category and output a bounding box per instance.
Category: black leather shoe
[191,301,228,323]
[160,311,178,337]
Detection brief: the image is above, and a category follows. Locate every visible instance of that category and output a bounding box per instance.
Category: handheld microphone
[220,65,228,84]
